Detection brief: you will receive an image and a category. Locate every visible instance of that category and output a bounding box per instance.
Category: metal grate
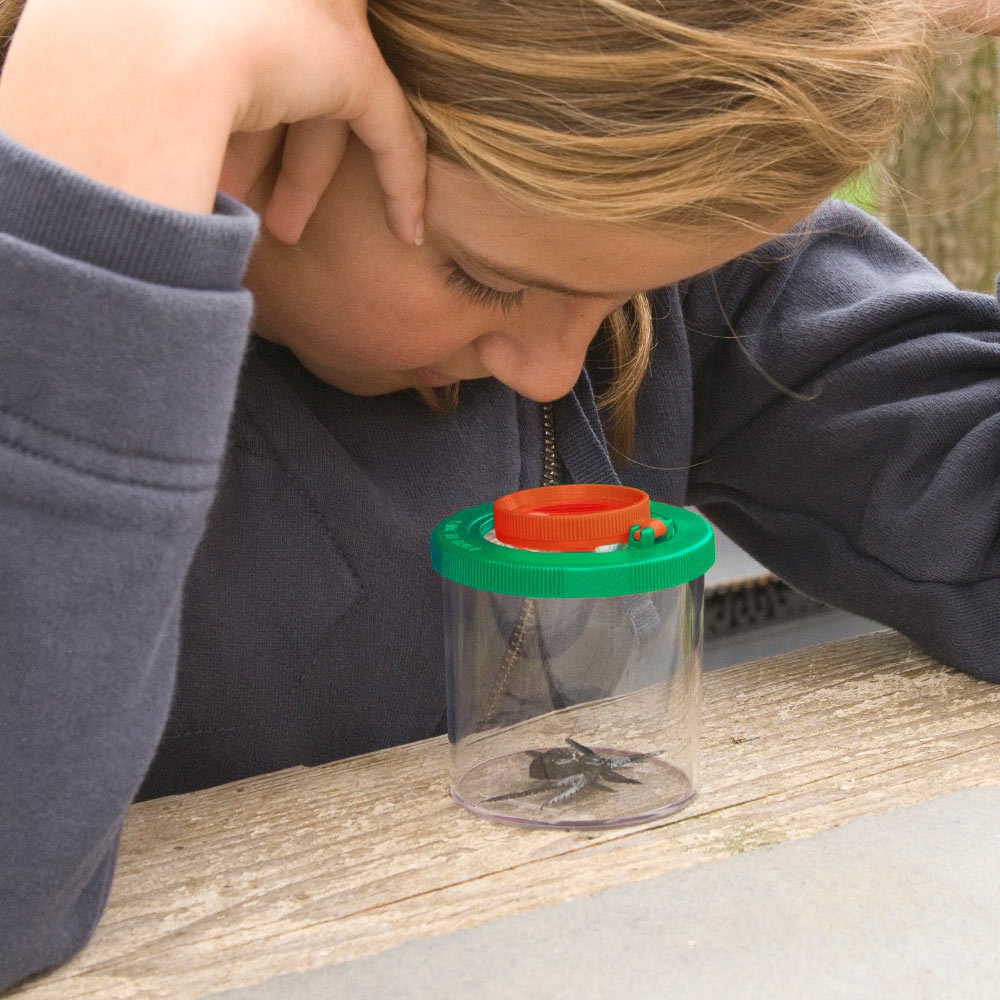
[704,576,829,641]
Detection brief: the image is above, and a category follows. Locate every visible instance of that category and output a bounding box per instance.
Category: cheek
[303,221,482,363]
[363,267,483,356]
[328,279,474,372]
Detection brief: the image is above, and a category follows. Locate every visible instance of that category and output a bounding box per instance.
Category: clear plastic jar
[431,485,714,829]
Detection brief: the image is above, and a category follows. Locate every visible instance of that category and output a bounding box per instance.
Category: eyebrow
[448,242,627,300]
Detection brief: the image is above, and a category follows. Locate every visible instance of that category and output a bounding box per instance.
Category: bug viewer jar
[430,484,715,829]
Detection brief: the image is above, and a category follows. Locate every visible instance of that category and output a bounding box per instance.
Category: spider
[485,737,662,808]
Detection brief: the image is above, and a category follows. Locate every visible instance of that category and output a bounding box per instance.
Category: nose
[475,297,616,402]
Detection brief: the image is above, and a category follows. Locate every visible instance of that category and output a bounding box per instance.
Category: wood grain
[13,630,1000,1000]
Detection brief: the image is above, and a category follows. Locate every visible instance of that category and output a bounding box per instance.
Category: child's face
[245,138,805,403]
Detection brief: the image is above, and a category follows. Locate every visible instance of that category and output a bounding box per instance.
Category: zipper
[541,400,561,487]
[482,402,559,726]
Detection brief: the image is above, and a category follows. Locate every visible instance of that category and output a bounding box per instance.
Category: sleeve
[684,200,1000,681]
[0,132,259,990]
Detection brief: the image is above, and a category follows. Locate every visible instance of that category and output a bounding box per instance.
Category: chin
[291,355,404,396]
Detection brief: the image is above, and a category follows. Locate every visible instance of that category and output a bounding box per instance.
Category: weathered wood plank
[13,631,1000,1000]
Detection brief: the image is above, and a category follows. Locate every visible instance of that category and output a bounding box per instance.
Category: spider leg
[586,777,622,794]
[597,769,642,785]
[613,750,663,766]
[542,773,589,807]
[566,738,662,768]
[485,773,584,804]
[484,785,551,803]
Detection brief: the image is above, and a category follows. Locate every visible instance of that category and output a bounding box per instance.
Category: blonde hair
[1,0,933,460]
[371,0,932,460]
[0,0,24,67]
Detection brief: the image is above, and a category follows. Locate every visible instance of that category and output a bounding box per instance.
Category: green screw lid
[430,487,715,599]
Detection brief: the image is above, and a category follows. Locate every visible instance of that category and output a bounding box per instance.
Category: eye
[442,261,525,315]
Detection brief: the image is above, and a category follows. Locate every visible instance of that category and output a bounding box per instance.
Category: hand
[925,0,1000,33]
[217,0,427,244]
[0,0,426,244]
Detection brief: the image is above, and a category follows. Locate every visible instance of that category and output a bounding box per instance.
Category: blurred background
[704,30,1000,669]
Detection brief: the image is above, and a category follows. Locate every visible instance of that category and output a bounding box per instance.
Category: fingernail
[414,218,425,246]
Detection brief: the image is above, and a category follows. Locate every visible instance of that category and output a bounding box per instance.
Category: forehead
[424,157,804,294]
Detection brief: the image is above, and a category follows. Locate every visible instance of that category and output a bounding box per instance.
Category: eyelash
[442,262,525,314]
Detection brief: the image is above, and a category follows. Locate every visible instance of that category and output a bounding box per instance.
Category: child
[0,0,997,988]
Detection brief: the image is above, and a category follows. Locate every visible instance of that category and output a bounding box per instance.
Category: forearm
[0,132,258,990]
[686,201,1000,678]
[0,0,426,242]
[0,0,237,213]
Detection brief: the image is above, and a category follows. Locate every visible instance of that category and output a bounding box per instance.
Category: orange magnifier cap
[492,484,668,551]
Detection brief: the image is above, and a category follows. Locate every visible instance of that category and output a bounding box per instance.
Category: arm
[0,0,425,987]
[685,201,1000,680]
[0,132,258,990]
[0,0,426,243]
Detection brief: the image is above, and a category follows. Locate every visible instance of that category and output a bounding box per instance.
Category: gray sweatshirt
[2,129,999,990]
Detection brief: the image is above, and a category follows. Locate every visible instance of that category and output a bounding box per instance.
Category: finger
[219,128,286,203]
[262,117,350,245]
[348,54,427,246]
